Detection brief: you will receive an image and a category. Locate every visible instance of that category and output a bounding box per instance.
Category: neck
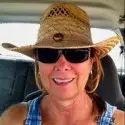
[41,92,94,124]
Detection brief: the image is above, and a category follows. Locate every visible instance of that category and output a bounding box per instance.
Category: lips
[52,78,74,85]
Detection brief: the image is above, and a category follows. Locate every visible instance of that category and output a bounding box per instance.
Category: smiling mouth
[52,78,74,85]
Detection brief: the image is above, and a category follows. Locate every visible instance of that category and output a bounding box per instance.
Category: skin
[38,54,95,125]
[0,54,125,125]
[38,54,93,104]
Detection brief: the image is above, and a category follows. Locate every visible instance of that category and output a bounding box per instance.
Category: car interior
[0,0,125,116]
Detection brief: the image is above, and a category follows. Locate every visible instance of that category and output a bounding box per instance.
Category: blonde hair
[85,48,104,93]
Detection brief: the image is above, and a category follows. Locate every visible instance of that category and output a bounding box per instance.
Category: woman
[1,2,125,125]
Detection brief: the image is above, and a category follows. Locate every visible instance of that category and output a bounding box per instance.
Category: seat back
[96,55,125,110]
[0,58,37,115]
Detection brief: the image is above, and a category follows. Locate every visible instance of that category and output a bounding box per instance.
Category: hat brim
[2,36,121,59]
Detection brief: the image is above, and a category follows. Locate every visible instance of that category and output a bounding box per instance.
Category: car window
[0,23,39,60]
[0,23,124,71]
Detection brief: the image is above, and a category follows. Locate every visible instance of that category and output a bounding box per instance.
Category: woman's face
[38,54,93,101]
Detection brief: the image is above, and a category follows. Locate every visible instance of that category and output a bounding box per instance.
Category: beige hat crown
[2,2,121,58]
[36,2,92,48]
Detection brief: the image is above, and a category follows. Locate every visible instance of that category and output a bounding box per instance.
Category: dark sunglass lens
[37,49,59,63]
[64,49,90,63]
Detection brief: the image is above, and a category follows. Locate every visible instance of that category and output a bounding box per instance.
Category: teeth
[53,78,73,84]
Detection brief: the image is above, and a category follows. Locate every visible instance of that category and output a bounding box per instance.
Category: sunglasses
[35,48,91,63]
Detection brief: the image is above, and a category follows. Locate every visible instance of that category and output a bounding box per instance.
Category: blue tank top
[24,96,116,125]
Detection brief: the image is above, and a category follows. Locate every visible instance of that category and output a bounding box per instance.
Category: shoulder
[0,102,28,125]
[113,109,125,125]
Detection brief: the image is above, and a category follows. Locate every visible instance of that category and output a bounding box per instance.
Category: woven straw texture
[2,2,121,59]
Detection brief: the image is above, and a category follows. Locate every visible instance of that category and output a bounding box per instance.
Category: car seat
[0,58,37,115]
[96,55,125,110]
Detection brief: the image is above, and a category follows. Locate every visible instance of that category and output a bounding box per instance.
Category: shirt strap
[24,96,42,125]
[97,102,117,125]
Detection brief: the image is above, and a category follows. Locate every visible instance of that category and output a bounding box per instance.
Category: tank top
[24,96,116,125]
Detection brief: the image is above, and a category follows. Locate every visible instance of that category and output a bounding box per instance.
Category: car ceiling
[0,0,124,29]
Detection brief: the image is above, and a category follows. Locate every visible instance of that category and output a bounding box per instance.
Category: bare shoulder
[0,102,28,125]
[113,109,125,125]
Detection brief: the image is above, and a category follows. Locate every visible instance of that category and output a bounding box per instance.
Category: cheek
[74,60,92,89]
[38,62,53,90]
[74,61,92,75]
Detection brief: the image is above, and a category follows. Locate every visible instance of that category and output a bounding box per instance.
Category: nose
[54,55,71,71]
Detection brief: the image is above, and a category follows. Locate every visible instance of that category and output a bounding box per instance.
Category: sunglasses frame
[35,48,91,63]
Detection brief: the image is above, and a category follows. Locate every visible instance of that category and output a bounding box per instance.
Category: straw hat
[2,2,121,58]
